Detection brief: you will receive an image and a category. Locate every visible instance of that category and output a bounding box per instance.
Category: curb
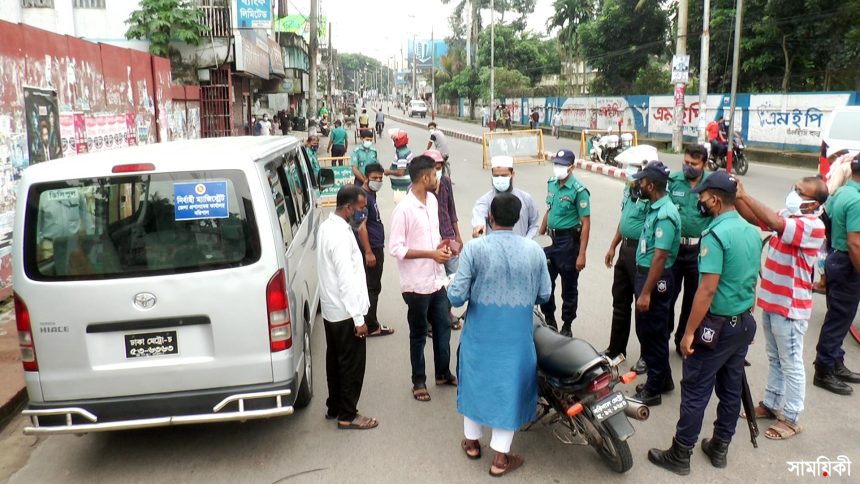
[0,387,26,430]
[384,110,628,182]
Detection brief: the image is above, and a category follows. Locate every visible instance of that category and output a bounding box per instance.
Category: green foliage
[480,66,531,97]
[125,0,209,57]
[631,56,671,94]
[547,0,598,55]
[338,53,385,91]
[477,24,561,84]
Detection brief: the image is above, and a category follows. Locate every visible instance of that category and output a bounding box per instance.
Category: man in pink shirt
[390,155,457,402]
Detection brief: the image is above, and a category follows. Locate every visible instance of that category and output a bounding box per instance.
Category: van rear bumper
[23,379,296,435]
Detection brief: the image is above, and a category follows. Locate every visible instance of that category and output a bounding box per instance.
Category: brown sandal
[740,401,778,420]
[765,420,802,440]
[435,375,458,386]
[412,386,431,402]
[489,453,524,477]
[461,439,481,459]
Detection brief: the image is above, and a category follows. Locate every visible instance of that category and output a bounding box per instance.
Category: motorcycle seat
[534,325,603,381]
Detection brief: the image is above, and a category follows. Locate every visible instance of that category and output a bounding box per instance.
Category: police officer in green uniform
[668,145,711,354]
[604,162,649,370]
[649,171,761,475]
[539,149,590,337]
[351,129,378,186]
[629,161,681,406]
[813,153,860,395]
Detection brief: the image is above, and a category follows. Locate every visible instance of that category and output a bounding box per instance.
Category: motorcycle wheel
[734,152,749,176]
[575,414,634,473]
[707,158,719,171]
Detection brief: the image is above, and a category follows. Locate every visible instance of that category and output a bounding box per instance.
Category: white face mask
[492,176,511,192]
[785,190,818,216]
[435,169,443,181]
[363,140,373,149]
[367,180,383,192]
[553,165,570,180]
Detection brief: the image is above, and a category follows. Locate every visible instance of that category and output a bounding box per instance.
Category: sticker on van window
[174,182,229,221]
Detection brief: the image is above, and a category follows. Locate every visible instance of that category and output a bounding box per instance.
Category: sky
[289,0,558,68]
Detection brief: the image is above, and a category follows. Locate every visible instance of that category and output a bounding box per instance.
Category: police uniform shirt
[546,175,590,230]
[351,146,379,176]
[697,211,761,316]
[636,194,681,268]
[668,171,712,238]
[620,186,649,240]
[827,179,860,252]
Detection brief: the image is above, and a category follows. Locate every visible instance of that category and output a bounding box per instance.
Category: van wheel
[294,322,313,409]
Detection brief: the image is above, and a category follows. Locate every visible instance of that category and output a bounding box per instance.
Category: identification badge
[640,238,647,254]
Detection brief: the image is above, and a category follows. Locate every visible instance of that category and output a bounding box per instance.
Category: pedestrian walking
[449,192,552,478]
[734,176,827,439]
[603,162,649,372]
[471,156,540,239]
[351,129,378,187]
[481,106,489,127]
[812,153,860,395]
[328,120,349,157]
[552,113,561,139]
[355,163,395,338]
[529,109,540,129]
[538,149,591,336]
[258,114,272,136]
[317,185,378,430]
[389,155,456,403]
[648,171,761,475]
[629,161,681,407]
[387,129,413,202]
[668,145,711,355]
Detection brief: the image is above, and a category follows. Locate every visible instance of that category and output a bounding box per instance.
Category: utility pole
[672,0,689,152]
[697,0,710,144]
[726,0,744,173]
[490,0,495,125]
[431,27,436,120]
[327,22,333,115]
[412,35,417,100]
[308,0,319,119]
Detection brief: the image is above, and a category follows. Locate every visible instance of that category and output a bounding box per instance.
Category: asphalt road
[1,112,857,483]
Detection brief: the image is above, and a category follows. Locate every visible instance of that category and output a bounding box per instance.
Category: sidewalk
[0,300,25,428]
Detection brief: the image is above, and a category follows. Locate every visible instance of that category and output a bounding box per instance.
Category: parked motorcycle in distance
[527,310,647,473]
[587,130,633,166]
[704,131,749,175]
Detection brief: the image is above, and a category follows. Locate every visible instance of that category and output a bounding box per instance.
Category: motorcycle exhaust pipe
[624,398,650,421]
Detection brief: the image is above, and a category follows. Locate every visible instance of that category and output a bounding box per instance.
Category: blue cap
[692,170,738,194]
[551,149,576,166]
[630,160,670,182]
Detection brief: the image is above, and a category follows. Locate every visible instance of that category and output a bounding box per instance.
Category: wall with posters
[472,91,860,153]
[0,20,200,300]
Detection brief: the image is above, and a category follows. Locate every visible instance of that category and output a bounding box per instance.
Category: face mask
[682,163,702,180]
[310,146,318,153]
[492,176,511,192]
[367,180,383,192]
[553,165,570,180]
[363,141,373,149]
[784,190,804,215]
[697,198,713,217]
[631,183,645,200]
[349,208,367,230]
[436,169,443,181]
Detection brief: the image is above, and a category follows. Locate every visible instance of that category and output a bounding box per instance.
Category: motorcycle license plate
[590,392,627,422]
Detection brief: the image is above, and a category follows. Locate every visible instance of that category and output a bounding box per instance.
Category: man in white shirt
[259,114,272,136]
[317,185,378,430]
[472,156,540,238]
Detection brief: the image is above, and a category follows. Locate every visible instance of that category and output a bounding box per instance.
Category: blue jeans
[402,289,453,387]
[762,311,807,424]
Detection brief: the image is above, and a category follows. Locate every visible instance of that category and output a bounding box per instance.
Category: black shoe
[648,437,693,476]
[636,379,675,394]
[834,361,860,384]
[545,318,558,331]
[701,438,729,468]
[631,358,647,375]
[813,368,854,395]
[561,324,572,337]
[631,388,662,406]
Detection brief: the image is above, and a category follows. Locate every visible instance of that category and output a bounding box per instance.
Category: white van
[821,106,860,158]
[12,136,333,435]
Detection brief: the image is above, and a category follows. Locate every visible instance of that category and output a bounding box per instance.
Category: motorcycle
[319,119,331,137]
[527,310,647,473]
[587,130,633,167]
[704,131,748,175]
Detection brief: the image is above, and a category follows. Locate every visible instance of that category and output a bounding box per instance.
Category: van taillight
[112,163,155,173]
[266,270,292,352]
[819,141,830,177]
[14,293,38,372]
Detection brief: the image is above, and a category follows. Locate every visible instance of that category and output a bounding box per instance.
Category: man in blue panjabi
[448,192,552,478]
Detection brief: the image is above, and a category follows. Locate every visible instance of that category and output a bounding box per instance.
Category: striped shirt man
[758,212,826,320]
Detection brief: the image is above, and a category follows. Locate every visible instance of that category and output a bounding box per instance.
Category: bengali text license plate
[590,391,628,422]
[124,331,178,358]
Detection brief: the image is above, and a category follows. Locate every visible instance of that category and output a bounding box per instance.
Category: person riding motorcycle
[359,109,370,129]
[707,116,728,160]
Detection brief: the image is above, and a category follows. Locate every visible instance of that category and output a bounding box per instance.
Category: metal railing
[197,4,232,38]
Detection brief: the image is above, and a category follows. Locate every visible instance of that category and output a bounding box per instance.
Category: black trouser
[362,247,385,333]
[815,250,860,370]
[634,266,675,394]
[669,243,700,347]
[540,233,581,330]
[606,239,638,358]
[324,318,366,422]
[402,289,453,387]
[676,312,755,446]
[331,144,347,157]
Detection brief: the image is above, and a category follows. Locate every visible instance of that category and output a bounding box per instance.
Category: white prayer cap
[491,155,514,169]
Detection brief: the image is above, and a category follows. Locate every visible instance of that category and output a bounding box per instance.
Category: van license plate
[124,331,178,358]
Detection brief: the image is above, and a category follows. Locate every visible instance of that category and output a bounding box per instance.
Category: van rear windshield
[23,170,261,281]
[830,111,860,142]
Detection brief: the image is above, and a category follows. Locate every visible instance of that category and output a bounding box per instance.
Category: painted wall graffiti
[747,94,850,149]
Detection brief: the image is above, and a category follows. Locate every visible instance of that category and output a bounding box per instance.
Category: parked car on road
[13,136,333,435]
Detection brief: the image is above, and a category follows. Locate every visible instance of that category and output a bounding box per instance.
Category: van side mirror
[318,168,335,188]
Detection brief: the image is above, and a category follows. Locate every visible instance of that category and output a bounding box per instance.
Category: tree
[338,53,383,92]
[480,66,531,97]
[547,0,599,55]
[438,67,483,118]
[125,0,209,57]
[477,24,561,84]
[442,0,537,68]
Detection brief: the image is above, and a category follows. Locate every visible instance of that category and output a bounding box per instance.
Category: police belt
[621,237,639,248]
[680,236,700,246]
[707,309,753,327]
[636,265,667,275]
[547,227,581,239]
